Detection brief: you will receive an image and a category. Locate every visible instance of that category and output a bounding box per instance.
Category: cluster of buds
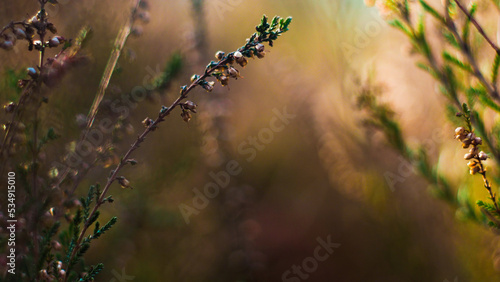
[166,15,291,124]
[0,9,64,52]
[455,127,488,175]
[39,261,65,280]
[179,100,197,123]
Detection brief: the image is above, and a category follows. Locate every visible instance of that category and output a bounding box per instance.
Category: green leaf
[442,51,473,73]
[462,3,477,43]
[492,52,500,84]
[79,263,104,282]
[389,19,413,38]
[419,0,445,23]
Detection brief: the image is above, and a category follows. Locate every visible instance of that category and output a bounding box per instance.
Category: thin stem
[445,18,500,101]
[63,57,229,279]
[478,160,500,213]
[453,0,500,54]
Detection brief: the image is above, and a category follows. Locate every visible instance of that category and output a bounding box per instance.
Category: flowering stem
[64,55,234,279]
[478,161,500,213]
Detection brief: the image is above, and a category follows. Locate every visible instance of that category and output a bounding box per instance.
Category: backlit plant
[0,0,292,279]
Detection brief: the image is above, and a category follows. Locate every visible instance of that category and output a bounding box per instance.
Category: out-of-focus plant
[362,0,500,228]
[0,0,292,278]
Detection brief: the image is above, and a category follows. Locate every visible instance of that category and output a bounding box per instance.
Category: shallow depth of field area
[2,0,500,281]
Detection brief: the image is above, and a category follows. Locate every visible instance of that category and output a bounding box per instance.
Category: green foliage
[79,264,104,282]
[367,0,500,231]
[419,0,445,23]
[153,51,183,90]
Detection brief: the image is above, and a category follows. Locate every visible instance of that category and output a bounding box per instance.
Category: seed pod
[464,153,474,160]
[256,51,265,59]
[473,137,482,145]
[215,51,225,60]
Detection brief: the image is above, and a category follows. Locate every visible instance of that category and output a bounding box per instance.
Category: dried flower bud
[478,151,488,160]
[237,56,248,67]
[464,153,474,160]
[181,110,192,122]
[462,139,471,148]
[0,41,14,50]
[142,117,153,127]
[215,51,225,60]
[472,137,482,145]
[234,51,248,66]
[228,66,240,79]
[255,43,265,53]
[116,176,132,189]
[191,74,200,83]
[470,166,481,175]
[467,160,478,168]
[4,102,16,113]
[183,101,197,113]
[27,67,38,78]
[13,28,26,39]
[202,81,215,92]
[47,23,57,34]
[219,75,229,86]
[234,51,243,59]
[256,51,266,59]
[48,37,60,47]
[469,146,478,155]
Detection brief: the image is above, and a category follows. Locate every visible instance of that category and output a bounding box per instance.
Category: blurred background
[2,0,500,281]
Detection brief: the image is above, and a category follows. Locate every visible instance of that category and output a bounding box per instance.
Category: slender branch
[479,161,500,213]
[453,0,500,54]
[63,56,228,279]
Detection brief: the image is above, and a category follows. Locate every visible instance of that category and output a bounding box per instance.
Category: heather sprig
[362,0,500,228]
[61,14,291,280]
